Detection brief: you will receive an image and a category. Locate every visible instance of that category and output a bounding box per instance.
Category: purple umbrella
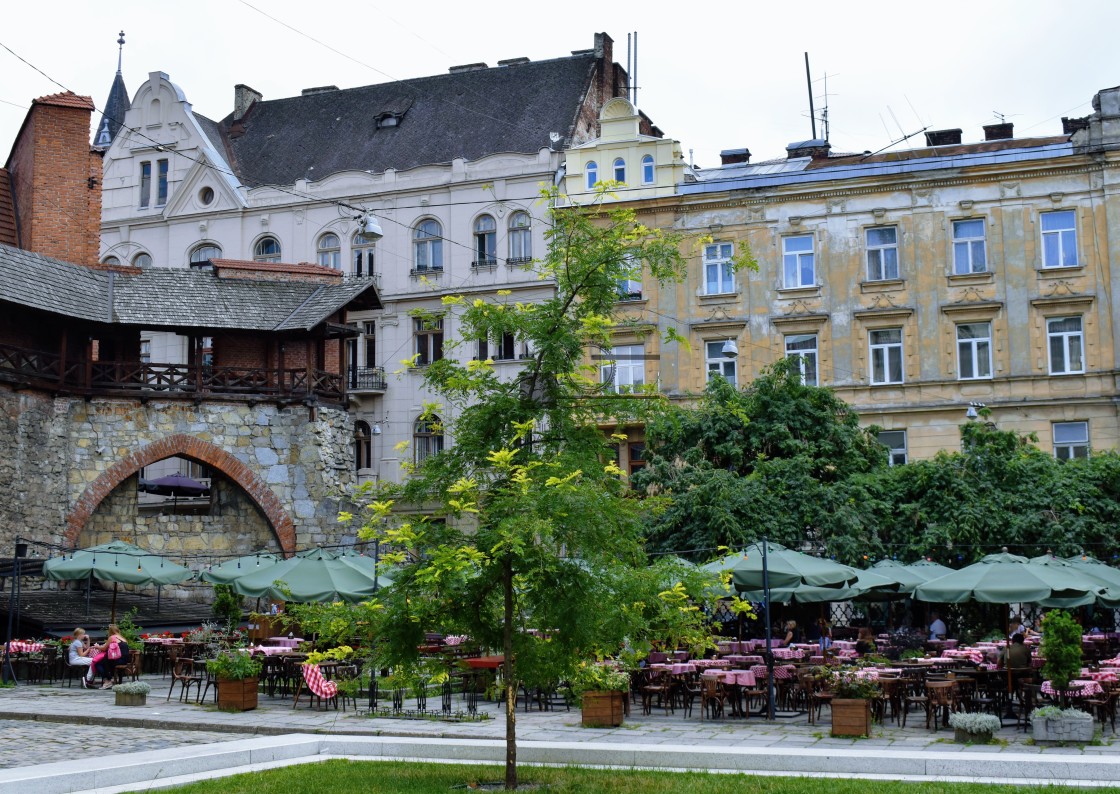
[138,473,210,496]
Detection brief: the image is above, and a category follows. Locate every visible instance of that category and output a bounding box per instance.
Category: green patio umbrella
[1063,554,1120,591]
[1028,554,1120,608]
[334,549,396,590]
[703,541,859,592]
[737,568,901,604]
[222,548,382,603]
[871,559,929,593]
[904,558,956,581]
[43,540,193,621]
[198,551,281,585]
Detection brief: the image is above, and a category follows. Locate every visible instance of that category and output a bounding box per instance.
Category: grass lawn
[151,760,1120,793]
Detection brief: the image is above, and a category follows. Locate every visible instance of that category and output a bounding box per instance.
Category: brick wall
[7,93,102,265]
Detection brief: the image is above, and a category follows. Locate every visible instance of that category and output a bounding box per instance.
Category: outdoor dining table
[771,648,803,660]
[6,641,44,653]
[692,658,730,669]
[724,654,764,665]
[649,662,696,675]
[1080,669,1118,683]
[269,636,304,648]
[251,645,296,656]
[704,668,757,686]
[1041,679,1104,698]
[751,663,797,680]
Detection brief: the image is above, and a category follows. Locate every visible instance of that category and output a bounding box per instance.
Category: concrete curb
[4,733,1120,793]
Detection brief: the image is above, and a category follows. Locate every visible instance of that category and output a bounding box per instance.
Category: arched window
[254,236,281,263]
[508,211,531,264]
[414,415,444,464]
[102,255,121,266]
[317,233,341,269]
[189,244,222,265]
[473,214,497,267]
[352,232,377,276]
[586,161,598,190]
[133,252,152,268]
[613,157,626,183]
[641,154,655,185]
[413,219,443,271]
[354,420,372,471]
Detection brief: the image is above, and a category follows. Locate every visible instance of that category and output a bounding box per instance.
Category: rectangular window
[156,158,169,206]
[782,235,815,288]
[478,332,516,361]
[414,318,444,366]
[601,344,645,393]
[878,430,908,466]
[139,161,151,208]
[705,341,737,386]
[1053,421,1089,461]
[866,226,899,281]
[703,243,734,295]
[956,322,992,380]
[628,441,646,475]
[139,339,151,364]
[363,322,376,367]
[1047,316,1084,375]
[869,328,903,384]
[785,334,818,386]
[1041,210,1078,268]
[952,219,987,274]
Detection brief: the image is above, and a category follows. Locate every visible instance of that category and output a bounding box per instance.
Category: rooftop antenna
[804,52,817,140]
[627,33,632,103]
[116,30,125,73]
[821,71,830,143]
[633,31,639,107]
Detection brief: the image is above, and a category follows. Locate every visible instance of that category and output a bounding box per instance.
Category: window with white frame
[139,161,151,208]
[354,421,372,471]
[705,340,737,386]
[1047,316,1084,374]
[641,154,655,185]
[613,157,626,183]
[956,322,992,380]
[878,430,908,466]
[156,158,169,206]
[414,317,443,365]
[586,161,598,190]
[869,328,904,384]
[866,226,899,281]
[102,255,120,266]
[618,251,642,300]
[703,242,735,295]
[473,215,497,267]
[352,231,377,276]
[477,331,516,361]
[133,252,152,268]
[139,339,151,364]
[785,334,819,386]
[317,233,341,269]
[508,211,531,264]
[782,235,815,288]
[1041,210,1078,268]
[413,219,443,271]
[189,244,221,265]
[952,219,987,274]
[601,344,645,393]
[414,415,444,464]
[254,236,281,263]
[1053,421,1089,461]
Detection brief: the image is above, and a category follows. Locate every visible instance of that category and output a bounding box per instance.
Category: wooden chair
[113,647,142,684]
[167,658,203,702]
[640,670,674,716]
[926,680,958,730]
[699,676,728,720]
[1086,683,1118,734]
[901,675,928,729]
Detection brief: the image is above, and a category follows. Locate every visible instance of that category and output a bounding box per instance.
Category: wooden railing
[0,341,344,403]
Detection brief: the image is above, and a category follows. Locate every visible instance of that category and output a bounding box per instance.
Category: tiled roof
[33,92,95,111]
[209,258,343,278]
[94,71,130,148]
[809,135,1070,169]
[218,54,599,186]
[0,169,17,247]
[0,243,379,331]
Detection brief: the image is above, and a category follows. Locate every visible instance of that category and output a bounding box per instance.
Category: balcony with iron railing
[0,341,345,404]
[348,366,387,393]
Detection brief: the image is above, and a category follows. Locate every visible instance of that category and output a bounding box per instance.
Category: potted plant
[949,711,1001,743]
[1041,610,1083,707]
[206,650,262,711]
[1031,705,1095,743]
[571,662,630,728]
[829,668,880,737]
[113,681,151,707]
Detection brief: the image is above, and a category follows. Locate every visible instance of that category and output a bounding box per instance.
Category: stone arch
[65,434,295,554]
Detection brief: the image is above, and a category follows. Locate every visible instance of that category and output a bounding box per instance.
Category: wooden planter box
[831,698,872,737]
[581,690,625,728]
[114,692,147,707]
[216,677,259,712]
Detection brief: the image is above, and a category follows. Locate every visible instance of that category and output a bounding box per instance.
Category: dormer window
[377,114,398,129]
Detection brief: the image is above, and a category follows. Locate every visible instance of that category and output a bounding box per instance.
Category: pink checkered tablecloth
[941,649,984,664]
[1081,670,1118,683]
[692,658,730,669]
[832,640,857,651]
[1042,679,1104,698]
[704,668,757,687]
[268,637,303,648]
[771,648,803,660]
[725,654,764,665]
[7,641,44,653]
[650,662,696,675]
[751,664,797,680]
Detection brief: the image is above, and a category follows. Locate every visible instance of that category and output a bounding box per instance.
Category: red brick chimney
[4,91,103,265]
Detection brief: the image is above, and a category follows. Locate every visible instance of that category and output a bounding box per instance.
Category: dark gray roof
[220,55,598,186]
[193,112,228,162]
[0,243,379,331]
[94,70,130,149]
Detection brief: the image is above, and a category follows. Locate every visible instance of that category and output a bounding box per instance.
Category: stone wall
[0,385,357,566]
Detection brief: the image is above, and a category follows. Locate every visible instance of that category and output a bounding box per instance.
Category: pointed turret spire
[93,31,130,150]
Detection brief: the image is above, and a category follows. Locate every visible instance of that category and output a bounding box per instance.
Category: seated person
[67,628,94,688]
[1000,633,1032,670]
[783,620,802,645]
[1009,614,1038,638]
[929,611,947,641]
[855,626,877,656]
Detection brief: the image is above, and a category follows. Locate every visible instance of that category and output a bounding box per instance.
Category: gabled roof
[0,243,380,332]
[218,55,600,186]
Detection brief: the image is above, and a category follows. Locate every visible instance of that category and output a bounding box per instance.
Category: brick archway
[65,433,295,554]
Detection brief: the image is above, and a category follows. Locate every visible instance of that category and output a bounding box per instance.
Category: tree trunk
[503,553,517,789]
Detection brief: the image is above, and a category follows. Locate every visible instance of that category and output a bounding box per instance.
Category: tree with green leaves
[634,358,890,563]
[345,186,718,790]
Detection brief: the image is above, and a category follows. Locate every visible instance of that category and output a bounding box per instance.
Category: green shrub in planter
[206,650,262,681]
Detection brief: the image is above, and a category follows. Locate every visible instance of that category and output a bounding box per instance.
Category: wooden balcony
[0,341,345,404]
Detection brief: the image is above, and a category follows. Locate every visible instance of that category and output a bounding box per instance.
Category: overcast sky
[2,1,1115,172]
